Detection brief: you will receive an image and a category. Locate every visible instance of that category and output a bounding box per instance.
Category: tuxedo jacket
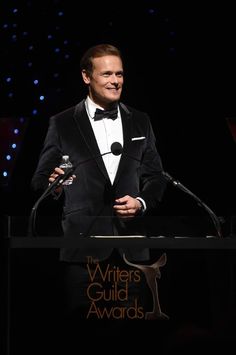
[31,100,166,262]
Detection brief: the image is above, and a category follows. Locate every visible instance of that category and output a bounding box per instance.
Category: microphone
[111,142,123,156]
[162,171,223,238]
[28,142,121,237]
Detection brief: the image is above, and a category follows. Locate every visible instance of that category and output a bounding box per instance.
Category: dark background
[1,1,236,354]
[1,1,235,222]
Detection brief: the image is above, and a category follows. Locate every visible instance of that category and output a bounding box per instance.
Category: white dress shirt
[85,96,123,185]
[85,96,146,211]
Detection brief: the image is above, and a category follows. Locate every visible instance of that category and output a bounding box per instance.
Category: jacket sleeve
[31,116,62,192]
[138,116,167,210]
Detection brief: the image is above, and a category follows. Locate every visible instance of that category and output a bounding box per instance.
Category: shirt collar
[85,96,120,120]
[85,96,103,119]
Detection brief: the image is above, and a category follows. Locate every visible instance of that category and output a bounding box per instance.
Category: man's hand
[49,167,65,184]
[48,167,76,193]
[113,195,142,218]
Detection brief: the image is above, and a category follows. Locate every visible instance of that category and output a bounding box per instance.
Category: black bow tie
[93,108,118,121]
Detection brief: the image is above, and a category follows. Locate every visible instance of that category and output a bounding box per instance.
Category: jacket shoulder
[51,106,76,122]
[51,100,85,123]
[120,102,149,119]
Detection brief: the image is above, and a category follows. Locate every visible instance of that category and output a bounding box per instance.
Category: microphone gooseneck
[112,143,143,164]
[162,171,223,238]
[28,167,75,237]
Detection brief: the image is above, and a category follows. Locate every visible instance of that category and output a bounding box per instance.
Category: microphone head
[111,142,123,156]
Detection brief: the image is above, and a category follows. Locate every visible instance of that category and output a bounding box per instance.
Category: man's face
[82,55,124,108]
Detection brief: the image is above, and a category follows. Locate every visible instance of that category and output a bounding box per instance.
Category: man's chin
[106,94,121,102]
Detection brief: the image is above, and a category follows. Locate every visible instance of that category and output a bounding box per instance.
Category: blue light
[6,77,12,83]
[33,79,39,85]
[58,11,64,16]
[13,8,18,14]
[39,95,45,101]
[14,128,19,134]
[148,9,155,14]
[8,93,14,98]
[54,48,60,53]
[12,143,17,149]
[32,109,38,115]
[3,171,8,177]
[6,155,11,160]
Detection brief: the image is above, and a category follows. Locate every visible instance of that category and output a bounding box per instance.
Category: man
[31,44,166,323]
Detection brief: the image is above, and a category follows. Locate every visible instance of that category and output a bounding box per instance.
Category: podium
[3,215,236,354]
[7,235,236,249]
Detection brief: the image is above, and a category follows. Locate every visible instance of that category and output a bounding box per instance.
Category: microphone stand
[163,172,223,238]
[28,168,75,237]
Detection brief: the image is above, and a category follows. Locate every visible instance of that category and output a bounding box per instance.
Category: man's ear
[81,69,90,84]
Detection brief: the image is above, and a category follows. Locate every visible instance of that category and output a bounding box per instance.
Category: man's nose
[111,74,119,83]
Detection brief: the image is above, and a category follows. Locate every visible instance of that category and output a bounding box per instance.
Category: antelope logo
[123,253,169,320]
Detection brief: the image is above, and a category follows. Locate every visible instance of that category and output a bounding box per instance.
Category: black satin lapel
[113,105,132,186]
[73,101,110,181]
